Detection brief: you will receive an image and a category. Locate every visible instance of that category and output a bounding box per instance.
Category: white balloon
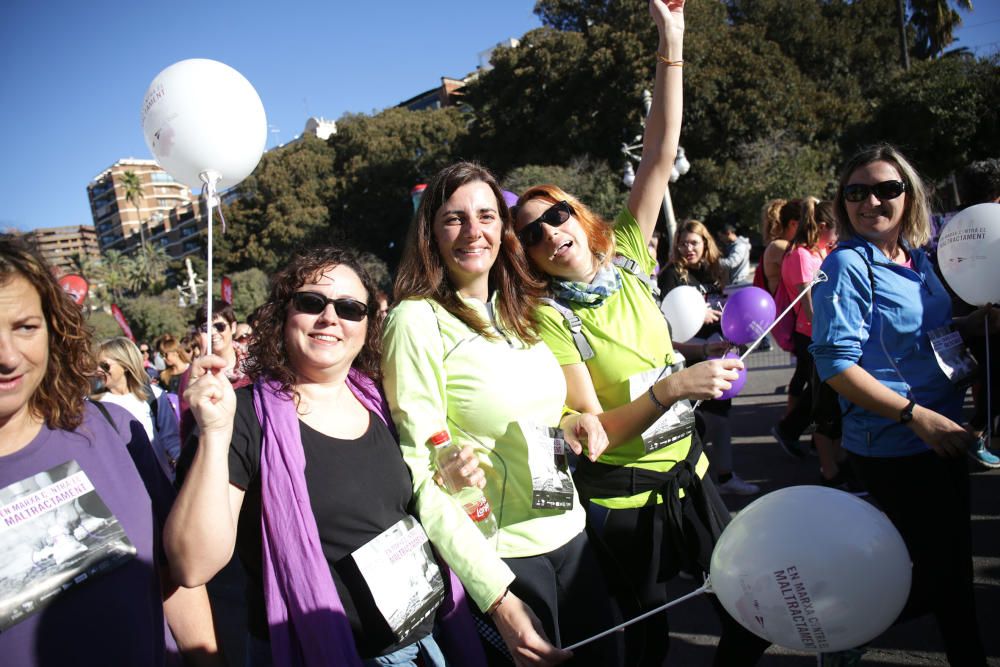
[710,486,911,653]
[141,59,267,191]
[660,285,707,343]
[936,203,1000,306]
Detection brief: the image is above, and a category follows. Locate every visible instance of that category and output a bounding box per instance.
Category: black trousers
[480,531,624,666]
[779,332,816,441]
[849,451,986,666]
[590,485,769,667]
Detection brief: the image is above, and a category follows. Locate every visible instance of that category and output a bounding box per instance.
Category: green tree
[213,267,270,320]
[130,244,171,294]
[216,135,338,274]
[101,250,134,303]
[327,107,469,268]
[504,158,624,220]
[860,54,1000,182]
[86,310,126,341]
[120,170,146,247]
[118,294,189,342]
[909,0,973,59]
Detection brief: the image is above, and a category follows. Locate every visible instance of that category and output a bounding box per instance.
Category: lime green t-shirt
[535,208,709,509]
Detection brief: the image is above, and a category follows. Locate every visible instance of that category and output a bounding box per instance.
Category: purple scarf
[253,369,485,667]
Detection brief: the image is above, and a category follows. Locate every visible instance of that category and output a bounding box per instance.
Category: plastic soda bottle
[429,430,498,539]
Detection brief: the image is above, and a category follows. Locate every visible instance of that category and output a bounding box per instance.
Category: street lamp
[621,90,692,255]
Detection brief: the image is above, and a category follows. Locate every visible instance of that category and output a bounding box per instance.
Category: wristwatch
[899,399,916,424]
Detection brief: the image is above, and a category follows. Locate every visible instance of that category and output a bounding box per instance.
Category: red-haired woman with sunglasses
[512,2,767,666]
[810,145,987,664]
[166,246,485,667]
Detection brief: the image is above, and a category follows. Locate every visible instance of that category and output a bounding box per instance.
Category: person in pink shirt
[771,199,853,488]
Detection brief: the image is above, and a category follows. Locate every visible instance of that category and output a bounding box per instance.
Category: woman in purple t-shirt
[0,236,219,666]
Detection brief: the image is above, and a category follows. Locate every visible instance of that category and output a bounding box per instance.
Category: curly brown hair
[0,235,95,430]
[244,246,383,393]
[394,162,546,343]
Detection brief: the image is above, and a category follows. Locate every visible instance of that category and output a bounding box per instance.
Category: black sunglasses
[517,200,574,248]
[290,292,370,321]
[843,180,906,203]
[199,322,229,334]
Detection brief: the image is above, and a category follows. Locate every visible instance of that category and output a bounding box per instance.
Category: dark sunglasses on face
[290,292,370,321]
[517,200,574,248]
[843,180,906,203]
[199,322,229,334]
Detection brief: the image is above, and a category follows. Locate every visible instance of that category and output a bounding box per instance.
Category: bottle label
[463,496,492,523]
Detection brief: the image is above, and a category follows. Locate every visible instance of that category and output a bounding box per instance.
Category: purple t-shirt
[0,402,176,667]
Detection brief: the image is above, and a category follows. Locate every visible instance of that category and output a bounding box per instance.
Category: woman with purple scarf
[164,246,484,667]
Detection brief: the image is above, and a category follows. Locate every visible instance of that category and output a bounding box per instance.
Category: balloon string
[691,271,826,411]
[201,171,220,356]
[986,315,992,446]
[738,270,828,363]
[563,583,709,651]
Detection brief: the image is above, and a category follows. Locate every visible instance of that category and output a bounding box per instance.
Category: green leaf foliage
[327,107,469,268]
[504,158,625,221]
[118,294,190,343]
[216,135,338,274]
[85,310,126,342]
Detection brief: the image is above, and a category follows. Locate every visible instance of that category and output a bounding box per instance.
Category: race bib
[519,422,575,510]
[0,460,137,631]
[351,516,445,642]
[928,325,977,387]
[629,366,696,454]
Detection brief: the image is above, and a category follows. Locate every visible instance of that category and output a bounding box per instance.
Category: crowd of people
[1,1,997,666]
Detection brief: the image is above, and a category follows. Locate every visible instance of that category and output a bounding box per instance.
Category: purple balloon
[713,351,748,400]
[501,190,519,208]
[721,286,776,345]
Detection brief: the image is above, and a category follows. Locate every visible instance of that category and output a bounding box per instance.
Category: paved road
[663,345,1000,666]
[204,344,999,666]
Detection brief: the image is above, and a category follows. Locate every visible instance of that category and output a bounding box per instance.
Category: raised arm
[628,0,685,244]
[164,356,245,587]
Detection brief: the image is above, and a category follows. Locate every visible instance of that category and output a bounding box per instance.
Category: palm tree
[909,0,973,59]
[101,250,134,302]
[120,170,147,248]
[131,244,171,293]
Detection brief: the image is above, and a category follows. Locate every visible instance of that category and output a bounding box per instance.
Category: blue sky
[2,0,998,233]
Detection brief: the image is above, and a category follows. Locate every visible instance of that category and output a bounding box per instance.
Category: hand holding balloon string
[688,272,827,409]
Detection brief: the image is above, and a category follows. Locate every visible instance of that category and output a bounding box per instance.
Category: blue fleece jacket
[810,236,963,457]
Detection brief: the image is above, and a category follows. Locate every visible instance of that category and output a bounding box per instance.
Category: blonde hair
[97,337,151,401]
[760,198,787,244]
[835,144,932,248]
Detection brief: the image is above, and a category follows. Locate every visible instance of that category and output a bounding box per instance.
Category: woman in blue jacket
[810,144,986,666]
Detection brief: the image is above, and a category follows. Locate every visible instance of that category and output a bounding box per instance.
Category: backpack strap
[612,255,661,300]
[540,297,595,361]
[89,398,120,434]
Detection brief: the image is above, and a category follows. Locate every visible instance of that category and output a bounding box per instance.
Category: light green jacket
[382,294,585,612]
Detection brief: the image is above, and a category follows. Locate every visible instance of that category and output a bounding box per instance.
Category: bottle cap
[428,430,451,446]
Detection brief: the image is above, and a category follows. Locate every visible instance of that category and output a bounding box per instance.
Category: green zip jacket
[382,294,586,612]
